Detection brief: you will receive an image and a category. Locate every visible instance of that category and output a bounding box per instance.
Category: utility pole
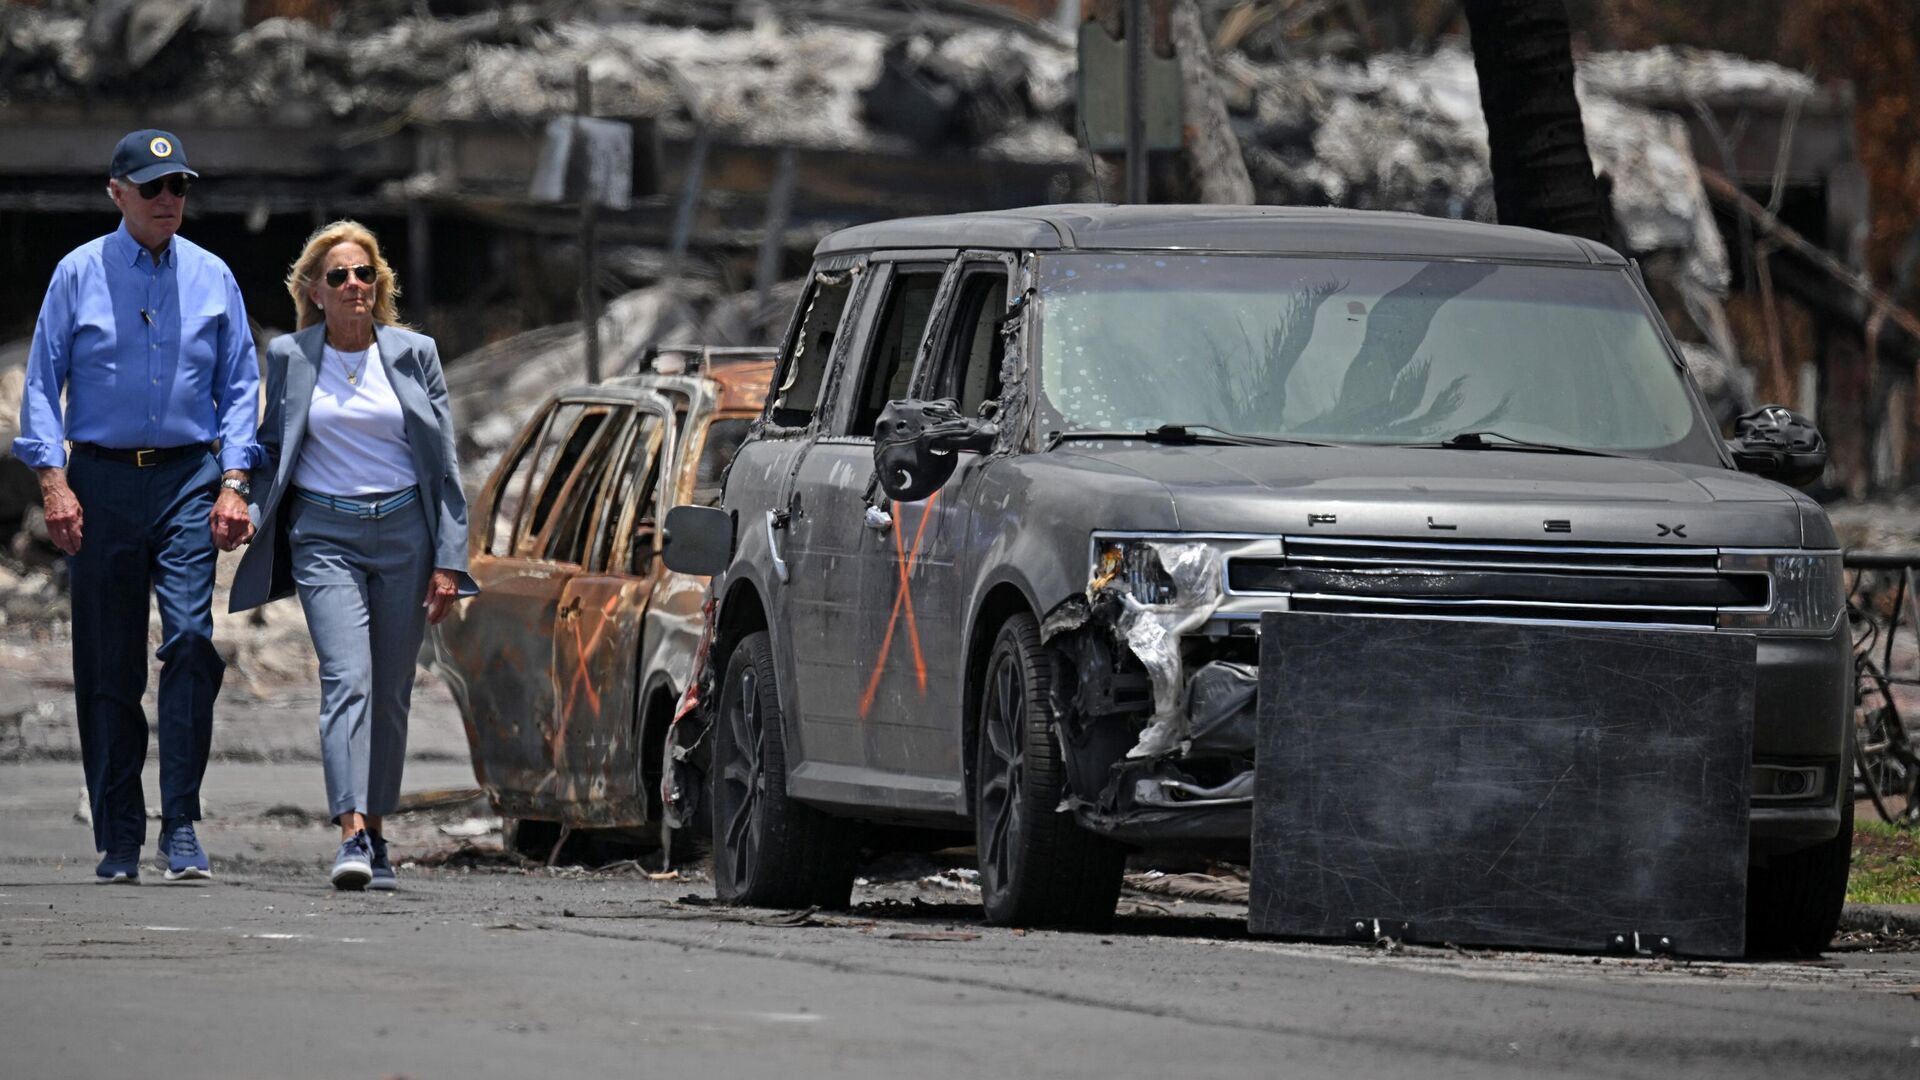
[1124,0,1149,203]
[576,65,601,384]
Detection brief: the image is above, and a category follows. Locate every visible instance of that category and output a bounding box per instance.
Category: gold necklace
[333,343,370,386]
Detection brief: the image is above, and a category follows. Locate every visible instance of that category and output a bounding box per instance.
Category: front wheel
[710,631,858,908]
[1746,801,1852,956]
[974,613,1125,928]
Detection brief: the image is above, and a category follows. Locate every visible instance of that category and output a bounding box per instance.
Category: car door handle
[864,505,893,532]
[766,510,789,584]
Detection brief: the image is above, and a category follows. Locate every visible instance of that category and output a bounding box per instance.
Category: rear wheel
[974,613,1125,928]
[711,631,858,908]
[1746,800,1853,957]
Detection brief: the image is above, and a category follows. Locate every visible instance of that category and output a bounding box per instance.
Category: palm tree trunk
[1463,0,1608,242]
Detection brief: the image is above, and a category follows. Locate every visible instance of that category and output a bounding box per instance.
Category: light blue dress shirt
[14,221,263,472]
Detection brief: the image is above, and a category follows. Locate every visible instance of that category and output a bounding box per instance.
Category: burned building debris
[5,2,1900,496]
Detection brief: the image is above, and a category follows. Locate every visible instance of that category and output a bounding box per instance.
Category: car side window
[583,411,651,573]
[595,411,664,574]
[625,418,669,574]
[539,406,629,566]
[850,267,944,436]
[693,417,753,506]
[931,267,1009,417]
[485,401,558,557]
[497,402,588,557]
[769,271,855,428]
[517,405,613,561]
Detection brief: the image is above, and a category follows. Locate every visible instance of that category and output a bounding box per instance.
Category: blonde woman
[231,220,478,890]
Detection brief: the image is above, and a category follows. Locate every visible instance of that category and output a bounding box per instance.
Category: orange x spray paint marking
[551,589,626,763]
[859,492,939,721]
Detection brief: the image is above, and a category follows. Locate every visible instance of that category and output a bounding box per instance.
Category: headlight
[1717,551,1844,633]
[1091,537,1224,608]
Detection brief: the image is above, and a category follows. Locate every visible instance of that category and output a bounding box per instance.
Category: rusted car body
[428,347,772,832]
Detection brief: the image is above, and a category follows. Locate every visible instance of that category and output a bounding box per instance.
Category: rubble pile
[1579,45,1821,108]
[3,2,1802,310]
[1223,44,1734,296]
[0,0,1855,615]
[3,1,1080,160]
[446,276,803,486]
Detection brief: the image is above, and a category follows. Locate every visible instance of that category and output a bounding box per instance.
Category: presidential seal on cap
[110,129,199,184]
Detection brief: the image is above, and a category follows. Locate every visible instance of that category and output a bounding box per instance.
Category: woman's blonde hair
[285,219,403,329]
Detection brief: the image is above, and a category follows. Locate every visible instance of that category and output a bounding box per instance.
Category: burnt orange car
[427,347,773,851]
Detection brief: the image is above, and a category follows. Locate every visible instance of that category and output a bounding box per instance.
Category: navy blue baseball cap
[110,129,198,183]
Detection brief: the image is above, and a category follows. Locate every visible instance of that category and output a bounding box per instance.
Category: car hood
[1051,443,1812,547]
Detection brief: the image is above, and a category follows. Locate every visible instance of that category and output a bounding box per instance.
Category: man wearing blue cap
[15,130,261,883]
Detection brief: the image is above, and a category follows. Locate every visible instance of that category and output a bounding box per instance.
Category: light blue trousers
[288,494,433,821]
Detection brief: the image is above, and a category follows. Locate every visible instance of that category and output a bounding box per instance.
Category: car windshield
[1033,253,1715,458]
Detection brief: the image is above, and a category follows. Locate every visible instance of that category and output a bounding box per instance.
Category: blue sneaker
[331,831,373,891]
[158,819,211,882]
[367,833,397,891]
[95,849,140,884]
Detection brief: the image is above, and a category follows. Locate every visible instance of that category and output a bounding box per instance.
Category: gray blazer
[229,322,480,613]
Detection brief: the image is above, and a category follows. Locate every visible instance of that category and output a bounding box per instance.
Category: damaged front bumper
[1044,536,1274,843]
[659,595,719,835]
[1041,533,1850,851]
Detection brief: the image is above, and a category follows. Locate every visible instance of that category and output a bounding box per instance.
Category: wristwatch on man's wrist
[220,476,251,498]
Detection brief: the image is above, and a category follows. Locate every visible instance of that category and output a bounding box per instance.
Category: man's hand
[424,568,461,625]
[211,472,253,552]
[37,467,82,555]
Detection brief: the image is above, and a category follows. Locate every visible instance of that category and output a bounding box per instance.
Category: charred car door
[436,401,622,810]
[863,256,1015,792]
[548,397,673,826]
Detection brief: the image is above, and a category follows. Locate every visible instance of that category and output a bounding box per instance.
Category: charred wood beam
[0,110,415,178]
[1701,168,1920,364]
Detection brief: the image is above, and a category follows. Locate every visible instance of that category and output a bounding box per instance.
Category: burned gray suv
[662,206,1849,953]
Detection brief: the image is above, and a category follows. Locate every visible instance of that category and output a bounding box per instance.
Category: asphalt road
[3,759,1919,1080]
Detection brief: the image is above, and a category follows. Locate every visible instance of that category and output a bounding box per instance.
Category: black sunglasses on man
[129,174,191,199]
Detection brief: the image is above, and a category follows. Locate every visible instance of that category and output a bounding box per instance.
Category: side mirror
[874,398,999,502]
[661,505,734,575]
[1728,405,1826,488]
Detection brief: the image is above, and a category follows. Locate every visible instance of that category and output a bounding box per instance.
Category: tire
[1745,800,1853,957]
[710,631,859,908]
[974,612,1125,928]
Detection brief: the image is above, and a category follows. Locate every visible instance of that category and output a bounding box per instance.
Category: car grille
[1228,538,1770,627]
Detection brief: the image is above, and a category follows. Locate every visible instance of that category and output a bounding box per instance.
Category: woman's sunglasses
[324,264,377,288]
[130,175,191,199]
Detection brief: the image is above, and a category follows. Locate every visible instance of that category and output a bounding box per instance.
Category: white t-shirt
[291,340,418,497]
